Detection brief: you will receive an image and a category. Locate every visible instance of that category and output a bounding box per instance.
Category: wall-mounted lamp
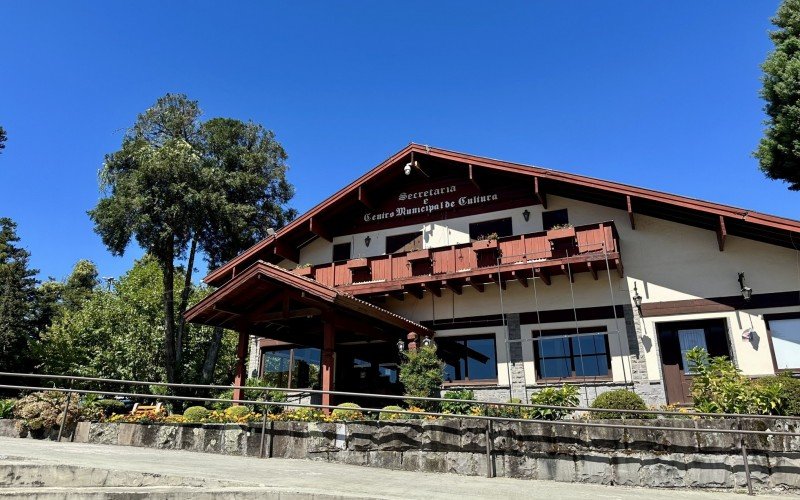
[522,209,531,222]
[632,282,643,311]
[421,337,435,348]
[738,272,753,301]
[396,339,406,353]
[364,235,371,247]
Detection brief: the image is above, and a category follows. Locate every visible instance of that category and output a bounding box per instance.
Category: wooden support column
[626,195,636,230]
[321,321,336,413]
[717,215,726,252]
[232,329,250,403]
[534,176,547,209]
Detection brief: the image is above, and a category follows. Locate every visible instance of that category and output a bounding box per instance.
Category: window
[468,218,512,241]
[440,334,498,382]
[332,242,351,262]
[261,347,321,389]
[542,209,569,230]
[767,315,800,370]
[386,232,423,254]
[533,328,610,380]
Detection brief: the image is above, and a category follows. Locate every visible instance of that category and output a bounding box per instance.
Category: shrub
[13,391,81,435]
[756,373,800,416]
[224,405,252,419]
[183,406,211,422]
[272,407,327,422]
[399,345,444,411]
[331,402,364,421]
[687,348,782,414]
[212,379,287,413]
[487,398,523,419]
[590,390,651,419]
[0,399,16,419]
[95,399,126,416]
[441,389,476,415]
[378,405,406,420]
[528,385,580,420]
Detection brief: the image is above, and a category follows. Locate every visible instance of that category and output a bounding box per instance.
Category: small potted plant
[546,224,575,242]
[294,263,313,277]
[471,232,499,251]
[406,247,430,262]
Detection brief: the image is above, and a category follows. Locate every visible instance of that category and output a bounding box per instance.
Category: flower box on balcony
[294,266,313,277]
[346,258,369,269]
[546,227,576,241]
[406,249,430,262]
[471,239,499,252]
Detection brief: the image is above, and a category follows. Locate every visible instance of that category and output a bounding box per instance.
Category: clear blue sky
[1,1,796,282]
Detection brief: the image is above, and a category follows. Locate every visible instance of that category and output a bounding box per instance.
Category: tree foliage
[755,0,800,190]
[88,93,296,385]
[398,345,444,411]
[0,218,38,372]
[0,126,6,154]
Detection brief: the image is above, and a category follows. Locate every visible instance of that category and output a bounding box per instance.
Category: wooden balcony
[292,221,622,297]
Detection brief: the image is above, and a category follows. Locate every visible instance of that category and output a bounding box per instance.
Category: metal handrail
[2,371,798,422]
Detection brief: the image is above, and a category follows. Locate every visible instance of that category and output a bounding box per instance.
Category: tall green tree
[89,93,295,385]
[0,218,38,372]
[755,0,800,190]
[31,260,99,335]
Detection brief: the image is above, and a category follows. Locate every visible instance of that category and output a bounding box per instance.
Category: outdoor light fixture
[421,337,434,347]
[632,282,643,311]
[396,339,405,353]
[738,272,753,301]
[404,162,413,175]
[522,209,531,222]
[364,235,371,247]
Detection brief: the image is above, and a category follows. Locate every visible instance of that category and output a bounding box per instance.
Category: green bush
[528,385,580,420]
[378,405,406,420]
[487,398,523,419]
[95,399,126,416]
[756,373,800,416]
[0,399,16,419]
[183,406,211,422]
[590,390,651,419]
[224,405,252,419]
[399,345,445,411]
[331,402,364,421]
[441,389,476,415]
[687,348,782,414]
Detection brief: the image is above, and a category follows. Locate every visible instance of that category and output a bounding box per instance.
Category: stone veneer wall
[2,418,797,493]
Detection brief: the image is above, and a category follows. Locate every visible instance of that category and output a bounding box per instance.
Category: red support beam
[358,185,373,209]
[309,217,332,242]
[467,277,485,293]
[627,195,636,230]
[512,270,529,287]
[587,261,598,281]
[273,238,299,263]
[232,330,250,403]
[535,268,551,286]
[717,215,726,252]
[321,321,335,413]
[534,176,547,209]
[423,282,441,297]
[443,279,463,295]
[468,164,480,189]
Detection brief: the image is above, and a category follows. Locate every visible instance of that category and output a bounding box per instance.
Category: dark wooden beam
[587,261,598,281]
[717,215,726,252]
[358,185,373,209]
[466,277,485,293]
[309,217,332,242]
[404,284,424,299]
[443,279,463,295]
[389,290,405,301]
[627,195,636,230]
[488,272,507,290]
[535,268,551,286]
[534,176,547,209]
[512,270,529,287]
[468,164,480,189]
[273,239,299,263]
[251,307,322,323]
[615,258,624,278]
[560,264,574,283]
[423,282,442,297]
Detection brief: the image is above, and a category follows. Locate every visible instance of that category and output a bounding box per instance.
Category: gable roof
[205,143,800,287]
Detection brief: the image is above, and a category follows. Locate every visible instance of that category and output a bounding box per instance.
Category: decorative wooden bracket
[468,164,480,189]
[273,238,299,263]
[534,177,547,209]
[512,270,529,287]
[404,284,424,299]
[717,215,726,252]
[422,282,442,297]
[357,185,373,209]
[587,261,598,281]
[309,217,332,242]
[627,195,636,230]
[443,279,463,295]
[535,268,551,286]
[467,277,485,293]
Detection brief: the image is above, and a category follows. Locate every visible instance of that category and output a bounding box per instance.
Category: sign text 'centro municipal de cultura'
[362,183,500,223]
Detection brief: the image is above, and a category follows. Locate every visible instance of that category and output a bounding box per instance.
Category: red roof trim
[205,144,800,287]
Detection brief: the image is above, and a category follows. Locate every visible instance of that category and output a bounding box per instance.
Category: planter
[546,227,576,241]
[406,249,430,262]
[294,266,313,277]
[471,239,499,252]
[346,258,369,269]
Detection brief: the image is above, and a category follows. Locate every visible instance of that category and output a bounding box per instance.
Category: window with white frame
[767,315,800,371]
[532,327,611,380]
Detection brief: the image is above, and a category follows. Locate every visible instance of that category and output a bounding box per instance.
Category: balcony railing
[293,221,621,296]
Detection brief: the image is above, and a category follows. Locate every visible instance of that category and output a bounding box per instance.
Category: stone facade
[3,417,797,493]
[622,303,667,407]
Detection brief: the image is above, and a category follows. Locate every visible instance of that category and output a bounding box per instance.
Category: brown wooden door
[656,319,730,405]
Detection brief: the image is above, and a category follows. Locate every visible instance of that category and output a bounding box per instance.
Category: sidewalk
[0,437,785,499]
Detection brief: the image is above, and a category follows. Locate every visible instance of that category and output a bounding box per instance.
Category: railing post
[738,417,754,496]
[484,404,495,478]
[57,381,73,442]
[259,406,269,458]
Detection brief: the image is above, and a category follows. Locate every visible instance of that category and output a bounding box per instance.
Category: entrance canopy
[185,261,432,345]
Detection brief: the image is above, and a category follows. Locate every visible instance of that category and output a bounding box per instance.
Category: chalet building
[185,144,800,408]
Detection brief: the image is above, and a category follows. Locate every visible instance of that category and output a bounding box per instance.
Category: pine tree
[0,218,38,372]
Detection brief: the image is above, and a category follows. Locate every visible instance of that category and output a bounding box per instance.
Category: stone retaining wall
[1,417,798,493]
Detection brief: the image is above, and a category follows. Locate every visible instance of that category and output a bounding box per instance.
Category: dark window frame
[468,217,513,242]
[259,346,322,389]
[532,326,612,381]
[542,209,569,231]
[441,333,499,384]
[385,231,423,254]
[764,312,800,373]
[332,242,351,262]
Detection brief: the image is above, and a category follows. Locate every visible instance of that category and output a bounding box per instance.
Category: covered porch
[184,261,433,408]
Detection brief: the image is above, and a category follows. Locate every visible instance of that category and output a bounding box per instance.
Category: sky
[0,1,797,282]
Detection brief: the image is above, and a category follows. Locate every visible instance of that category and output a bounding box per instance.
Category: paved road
[0,437,784,499]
